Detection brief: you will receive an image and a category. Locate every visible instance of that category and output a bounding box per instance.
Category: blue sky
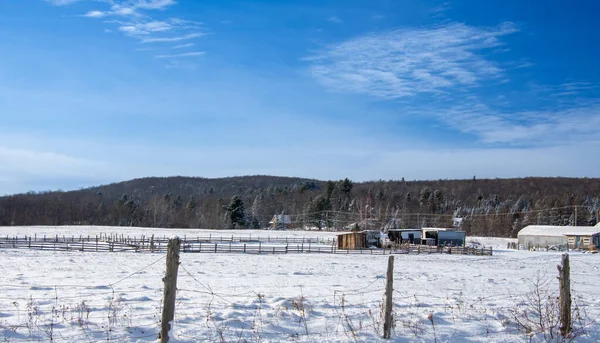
[1,0,599,194]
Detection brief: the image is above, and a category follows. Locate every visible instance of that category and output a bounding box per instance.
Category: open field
[0,226,598,342]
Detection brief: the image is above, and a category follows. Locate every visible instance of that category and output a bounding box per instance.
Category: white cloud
[133,0,176,10]
[83,10,107,18]
[433,99,600,145]
[44,0,80,5]
[168,18,203,28]
[119,21,173,35]
[155,51,205,58]
[72,0,205,53]
[328,16,342,24]
[429,2,452,16]
[111,6,139,17]
[142,33,204,43]
[307,22,518,99]
[172,43,194,49]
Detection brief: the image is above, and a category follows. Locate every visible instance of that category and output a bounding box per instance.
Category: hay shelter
[517,225,600,249]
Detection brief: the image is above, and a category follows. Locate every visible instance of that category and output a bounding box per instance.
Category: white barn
[517,225,600,248]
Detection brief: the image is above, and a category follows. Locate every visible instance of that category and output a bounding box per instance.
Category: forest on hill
[1,175,599,237]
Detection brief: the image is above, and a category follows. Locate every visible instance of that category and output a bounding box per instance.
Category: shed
[564,231,600,249]
[517,225,600,249]
[337,231,367,250]
[364,230,382,247]
[387,229,421,244]
[421,228,465,246]
[421,227,447,245]
[438,231,466,247]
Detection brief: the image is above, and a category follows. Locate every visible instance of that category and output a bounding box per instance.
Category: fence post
[558,253,571,337]
[383,255,394,339]
[160,237,181,343]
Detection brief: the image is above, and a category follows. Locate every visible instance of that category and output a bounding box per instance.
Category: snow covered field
[0,226,598,342]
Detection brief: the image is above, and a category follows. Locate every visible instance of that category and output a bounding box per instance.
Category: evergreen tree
[226,195,246,229]
[340,178,353,197]
[308,195,331,230]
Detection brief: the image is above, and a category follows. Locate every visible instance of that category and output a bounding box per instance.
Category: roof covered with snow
[422,227,459,232]
[518,225,600,237]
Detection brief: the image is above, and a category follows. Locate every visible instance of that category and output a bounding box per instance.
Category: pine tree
[226,195,246,229]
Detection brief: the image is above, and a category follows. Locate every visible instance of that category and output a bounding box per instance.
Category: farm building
[337,231,367,250]
[517,225,600,249]
[387,229,421,244]
[422,228,466,246]
[564,232,600,249]
[364,230,382,247]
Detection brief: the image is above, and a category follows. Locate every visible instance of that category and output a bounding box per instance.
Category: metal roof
[518,225,600,237]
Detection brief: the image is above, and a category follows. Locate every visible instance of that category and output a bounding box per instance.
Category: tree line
[1,175,599,237]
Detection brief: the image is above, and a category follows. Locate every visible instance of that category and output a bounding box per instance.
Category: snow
[0,226,599,343]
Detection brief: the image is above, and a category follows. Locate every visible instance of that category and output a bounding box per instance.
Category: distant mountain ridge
[1,175,599,237]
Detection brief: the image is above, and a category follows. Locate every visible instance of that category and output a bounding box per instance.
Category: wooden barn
[337,231,367,249]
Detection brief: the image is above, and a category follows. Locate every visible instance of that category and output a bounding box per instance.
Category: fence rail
[0,235,492,255]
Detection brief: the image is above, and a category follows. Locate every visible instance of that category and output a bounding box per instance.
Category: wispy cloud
[172,43,195,49]
[429,2,452,17]
[134,0,176,10]
[432,98,600,145]
[118,20,173,35]
[307,21,600,149]
[142,33,204,43]
[83,10,107,18]
[44,0,81,5]
[108,0,177,16]
[48,0,206,60]
[168,18,203,28]
[328,16,342,24]
[155,51,205,59]
[307,22,518,99]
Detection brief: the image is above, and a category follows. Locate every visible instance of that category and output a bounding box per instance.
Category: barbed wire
[2,249,599,342]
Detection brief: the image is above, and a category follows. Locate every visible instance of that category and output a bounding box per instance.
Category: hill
[1,175,599,237]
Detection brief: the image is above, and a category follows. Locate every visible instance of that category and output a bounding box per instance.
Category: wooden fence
[0,235,492,256]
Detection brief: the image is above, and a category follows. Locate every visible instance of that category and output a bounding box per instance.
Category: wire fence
[0,248,598,342]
